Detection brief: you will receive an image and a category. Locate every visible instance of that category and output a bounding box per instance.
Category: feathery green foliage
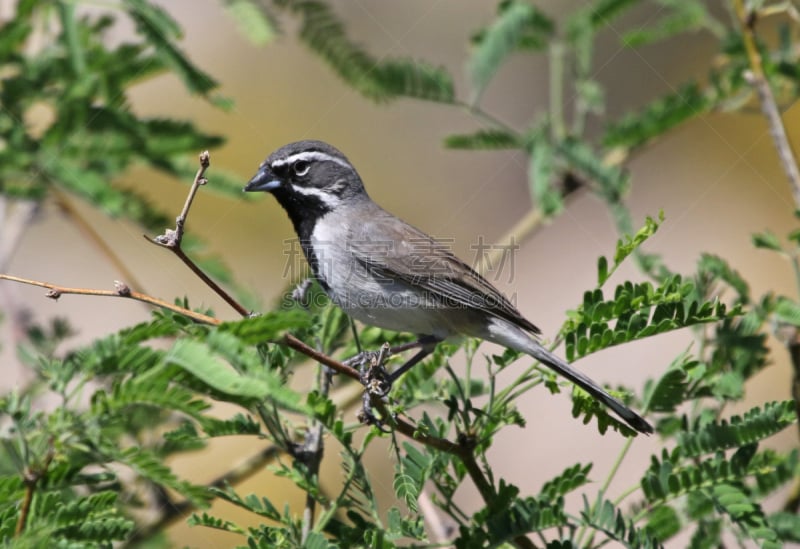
[275,0,454,103]
[468,0,554,104]
[3,1,800,548]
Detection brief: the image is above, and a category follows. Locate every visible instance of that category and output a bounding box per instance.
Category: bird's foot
[350,343,393,431]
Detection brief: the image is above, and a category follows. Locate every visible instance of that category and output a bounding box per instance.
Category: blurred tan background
[2,1,799,546]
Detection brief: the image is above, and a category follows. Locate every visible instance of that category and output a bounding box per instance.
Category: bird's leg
[355,343,393,431]
[344,335,441,381]
[349,335,441,429]
[387,335,441,382]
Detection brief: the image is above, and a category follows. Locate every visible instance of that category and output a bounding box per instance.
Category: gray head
[244,140,368,207]
[244,140,371,242]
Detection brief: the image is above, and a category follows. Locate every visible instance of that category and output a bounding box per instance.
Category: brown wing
[348,208,541,335]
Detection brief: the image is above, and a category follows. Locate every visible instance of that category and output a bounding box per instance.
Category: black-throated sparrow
[245,140,652,434]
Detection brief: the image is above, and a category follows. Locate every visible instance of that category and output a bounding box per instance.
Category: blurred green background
[2,1,799,546]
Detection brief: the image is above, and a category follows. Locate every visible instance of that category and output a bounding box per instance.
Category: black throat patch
[271,188,332,292]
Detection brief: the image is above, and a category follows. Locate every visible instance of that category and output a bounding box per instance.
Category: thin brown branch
[282,334,359,381]
[146,151,251,317]
[153,151,210,247]
[0,274,220,326]
[733,0,800,207]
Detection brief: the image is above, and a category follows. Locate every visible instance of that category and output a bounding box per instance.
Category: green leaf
[529,132,562,216]
[712,484,779,547]
[585,0,640,28]
[116,446,211,506]
[91,377,211,421]
[570,385,639,437]
[288,1,453,103]
[647,504,682,542]
[395,443,432,513]
[773,297,800,326]
[187,512,245,534]
[564,273,736,361]
[164,338,307,413]
[603,83,714,149]
[444,129,522,149]
[676,401,797,458]
[125,0,219,96]
[646,354,694,413]
[752,231,783,251]
[209,483,281,520]
[538,463,592,501]
[468,0,554,103]
[696,253,750,304]
[218,311,312,343]
[581,498,661,548]
[622,2,717,48]
[612,213,663,273]
[769,511,800,542]
[557,137,629,203]
[688,519,722,549]
[223,0,277,45]
[597,255,610,286]
[641,446,795,508]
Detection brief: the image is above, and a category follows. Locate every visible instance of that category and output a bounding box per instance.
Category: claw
[351,343,393,430]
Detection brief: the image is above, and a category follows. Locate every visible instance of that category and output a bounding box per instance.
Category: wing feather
[348,209,541,335]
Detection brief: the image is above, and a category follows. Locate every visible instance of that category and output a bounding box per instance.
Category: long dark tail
[525,343,653,434]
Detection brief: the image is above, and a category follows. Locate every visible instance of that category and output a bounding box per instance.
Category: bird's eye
[293,161,310,177]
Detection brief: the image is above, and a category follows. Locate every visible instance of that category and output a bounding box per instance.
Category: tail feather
[526,343,653,434]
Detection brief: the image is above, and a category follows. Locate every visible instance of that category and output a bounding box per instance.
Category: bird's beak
[244,167,281,193]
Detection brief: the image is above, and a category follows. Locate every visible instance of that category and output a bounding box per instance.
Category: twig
[15,441,54,536]
[732,0,800,513]
[147,151,250,318]
[733,0,800,206]
[300,362,332,543]
[0,274,220,325]
[152,151,209,247]
[282,334,360,380]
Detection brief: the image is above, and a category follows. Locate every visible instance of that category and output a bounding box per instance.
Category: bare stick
[733,0,800,206]
[147,152,250,317]
[0,274,219,325]
[153,151,210,247]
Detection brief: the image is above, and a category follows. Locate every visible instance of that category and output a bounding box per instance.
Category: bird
[244,140,653,435]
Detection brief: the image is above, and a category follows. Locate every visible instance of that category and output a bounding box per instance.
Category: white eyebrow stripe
[271,151,351,169]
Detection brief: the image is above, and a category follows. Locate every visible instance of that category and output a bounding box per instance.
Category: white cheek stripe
[271,151,351,169]
[290,184,341,206]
